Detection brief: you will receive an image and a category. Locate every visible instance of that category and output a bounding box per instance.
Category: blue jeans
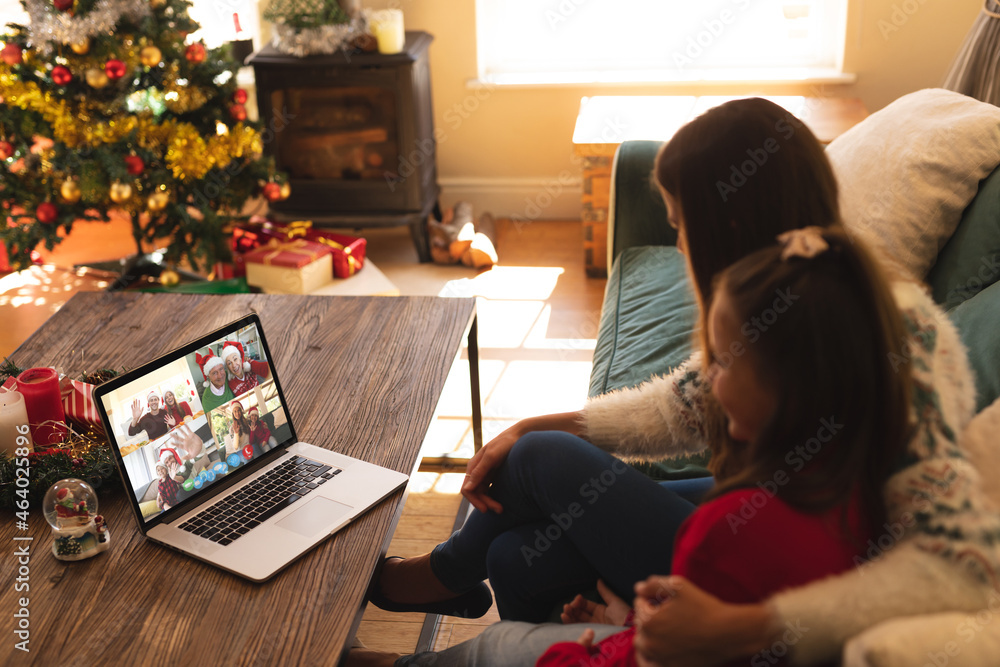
[429,431,701,622]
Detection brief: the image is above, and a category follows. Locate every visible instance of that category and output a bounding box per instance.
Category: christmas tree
[0,0,288,273]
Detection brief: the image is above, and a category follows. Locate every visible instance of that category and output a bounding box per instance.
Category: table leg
[468,315,483,453]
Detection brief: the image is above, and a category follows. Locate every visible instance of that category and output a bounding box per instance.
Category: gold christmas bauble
[159,269,180,287]
[60,180,81,203]
[139,46,162,67]
[147,191,169,212]
[279,182,291,200]
[150,0,166,7]
[85,68,109,89]
[109,181,132,203]
[69,38,91,55]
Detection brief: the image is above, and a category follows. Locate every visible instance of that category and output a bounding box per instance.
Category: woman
[225,401,251,458]
[162,390,193,429]
[364,98,999,666]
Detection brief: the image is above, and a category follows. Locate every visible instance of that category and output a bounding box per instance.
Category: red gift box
[243,238,334,294]
[232,218,366,279]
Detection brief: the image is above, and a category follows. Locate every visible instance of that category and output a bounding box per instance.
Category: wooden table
[1,292,481,666]
[573,95,870,277]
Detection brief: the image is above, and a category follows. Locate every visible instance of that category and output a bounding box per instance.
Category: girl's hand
[561,580,631,626]
[575,628,596,649]
[164,412,176,428]
[632,576,777,667]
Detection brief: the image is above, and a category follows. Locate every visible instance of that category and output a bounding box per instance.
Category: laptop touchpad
[277,497,353,537]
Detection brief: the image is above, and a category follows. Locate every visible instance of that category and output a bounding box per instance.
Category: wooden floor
[0,217,608,655]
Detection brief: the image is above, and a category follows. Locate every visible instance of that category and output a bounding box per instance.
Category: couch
[587,89,1000,665]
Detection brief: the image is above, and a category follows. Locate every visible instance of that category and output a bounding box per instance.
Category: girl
[368,98,998,666]
[162,390,193,429]
[537,226,909,667]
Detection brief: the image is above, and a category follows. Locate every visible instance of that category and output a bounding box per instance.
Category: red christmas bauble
[36,202,58,224]
[124,155,144,175]
[229,104,247,122]
[262,183,282,202]
[52,65,72,86]
[105,59,126,80]
[185,43,206,64]
[53,0,73,10]
[1,44,23,66]
[0,141,13,160]
[232,89,248,105]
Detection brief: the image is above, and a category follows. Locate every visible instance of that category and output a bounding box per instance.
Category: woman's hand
[461,411,584,514]
[561,579,632,626]
[631,576,777,667]
[164,412,176,428]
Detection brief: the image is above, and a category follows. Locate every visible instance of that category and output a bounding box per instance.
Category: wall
[290,0,984,219]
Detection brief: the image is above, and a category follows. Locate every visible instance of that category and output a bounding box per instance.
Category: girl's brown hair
[707,228,912,530]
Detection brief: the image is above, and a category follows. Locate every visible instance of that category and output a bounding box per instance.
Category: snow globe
[43,478,111,561]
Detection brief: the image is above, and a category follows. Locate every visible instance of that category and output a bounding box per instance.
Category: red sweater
[536,488,867,667]
[228,359,270,397]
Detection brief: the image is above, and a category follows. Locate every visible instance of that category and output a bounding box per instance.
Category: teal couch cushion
[927,166,1000,310]
[590,246,697,396]
[948,280,1000,413]
[589,246,710,480]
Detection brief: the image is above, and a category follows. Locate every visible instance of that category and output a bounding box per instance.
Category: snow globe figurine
[42,479,111,561]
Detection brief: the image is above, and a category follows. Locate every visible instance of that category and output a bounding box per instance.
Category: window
[187,0,261,49]
[476,0,848,85]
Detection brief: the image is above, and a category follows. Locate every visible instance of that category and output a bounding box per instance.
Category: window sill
[468,68,856,89]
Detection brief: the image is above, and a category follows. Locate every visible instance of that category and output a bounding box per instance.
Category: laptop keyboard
[178,456,342,546]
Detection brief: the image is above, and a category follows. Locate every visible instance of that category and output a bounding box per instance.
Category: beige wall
[341,1,984,217]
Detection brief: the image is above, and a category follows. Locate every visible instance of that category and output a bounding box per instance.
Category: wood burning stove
[249,32,439,261]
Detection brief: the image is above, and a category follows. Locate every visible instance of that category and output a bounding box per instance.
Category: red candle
[16,367,66,448]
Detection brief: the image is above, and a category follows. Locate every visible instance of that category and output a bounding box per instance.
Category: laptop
[94,313,409,582]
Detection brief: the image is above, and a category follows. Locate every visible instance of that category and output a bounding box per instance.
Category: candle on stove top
[369,9,405,55]
[0,390,33,456]
[16,367,67,448]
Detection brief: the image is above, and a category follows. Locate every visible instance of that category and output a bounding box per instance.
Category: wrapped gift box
[232,219,366,279]
[244,239,334,294]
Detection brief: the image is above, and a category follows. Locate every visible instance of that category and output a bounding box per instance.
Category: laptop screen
[96,315,296,525]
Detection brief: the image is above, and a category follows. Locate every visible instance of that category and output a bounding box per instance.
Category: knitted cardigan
[580,281,1000,664]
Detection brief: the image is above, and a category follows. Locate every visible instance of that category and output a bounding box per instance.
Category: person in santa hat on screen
[127,391,170,441]
[247,405,277,452]
[221,340,270,397]
[197,351,234,413]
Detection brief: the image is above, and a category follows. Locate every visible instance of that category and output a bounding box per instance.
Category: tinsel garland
[24,0,152,56]
[0,364,122,509]
[0,75,263,181]
[271,18,364,57]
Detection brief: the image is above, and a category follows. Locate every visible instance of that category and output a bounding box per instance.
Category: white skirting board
[438,176,583,222]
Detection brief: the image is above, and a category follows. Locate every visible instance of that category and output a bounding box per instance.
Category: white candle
[0,390,34,456]
[369,9,405,55]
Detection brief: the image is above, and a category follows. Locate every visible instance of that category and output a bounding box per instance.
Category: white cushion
[826,89,1000,279]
